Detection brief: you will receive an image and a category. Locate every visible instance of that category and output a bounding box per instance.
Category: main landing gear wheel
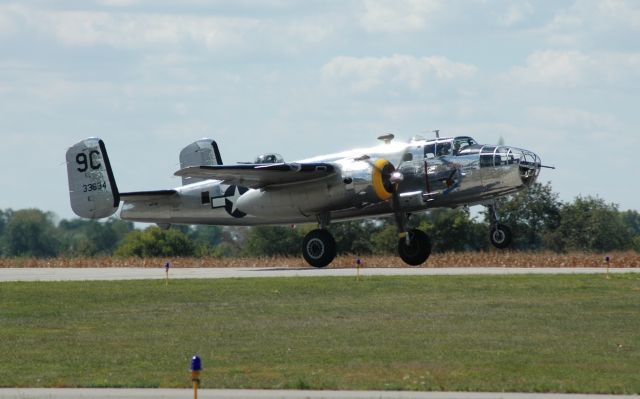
[302,229,336,268]
[398,229,431,266]
[490,223,512,249]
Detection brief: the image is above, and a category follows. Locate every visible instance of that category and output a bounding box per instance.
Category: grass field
[1,274,639,393]
[1,251,639,268]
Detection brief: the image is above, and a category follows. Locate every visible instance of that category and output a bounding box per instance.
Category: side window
[436,142,451,157]
[409,145,423,161]
[424,144,435,158]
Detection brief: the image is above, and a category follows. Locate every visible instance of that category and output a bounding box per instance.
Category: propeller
[353,155,406,211]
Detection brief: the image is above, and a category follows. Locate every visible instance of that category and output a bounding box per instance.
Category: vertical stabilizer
[179,139,223,185]
[65,138,119,219]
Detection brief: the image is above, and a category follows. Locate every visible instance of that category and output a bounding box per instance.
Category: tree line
[1,183,638,258]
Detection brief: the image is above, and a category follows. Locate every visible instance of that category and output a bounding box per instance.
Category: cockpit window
[453,136,478,155]
[435,141,452,157]
[424,143,435,158]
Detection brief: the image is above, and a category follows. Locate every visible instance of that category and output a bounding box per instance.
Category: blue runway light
[191,355,202,372]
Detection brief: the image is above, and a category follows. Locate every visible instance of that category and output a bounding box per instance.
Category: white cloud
[505,50,640,88]
[526,106,618,130]
[359,0,441,33]
[499,2,534,27]
[39,11,254,49]
[506,50,592,88]
[0,4,339,54]
[0,12,15,35]
[96,0,141,6]
[542,0,640,46]
[322,54,477,93]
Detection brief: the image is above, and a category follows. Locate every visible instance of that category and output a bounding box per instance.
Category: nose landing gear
[487,203,512,249]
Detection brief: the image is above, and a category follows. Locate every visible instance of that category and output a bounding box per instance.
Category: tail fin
[65,138,120,219]
[179,138,223,185]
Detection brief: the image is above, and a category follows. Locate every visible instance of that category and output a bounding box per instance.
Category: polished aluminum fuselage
[120,137,541,226]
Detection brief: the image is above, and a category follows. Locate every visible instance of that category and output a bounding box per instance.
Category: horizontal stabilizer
[120,190,177,202]
[174,163,335,189]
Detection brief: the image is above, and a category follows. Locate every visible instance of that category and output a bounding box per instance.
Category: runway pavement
[0,389,638,399]
[1,266,639,282]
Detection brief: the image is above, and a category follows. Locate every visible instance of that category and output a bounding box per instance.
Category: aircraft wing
[174,163,336,189]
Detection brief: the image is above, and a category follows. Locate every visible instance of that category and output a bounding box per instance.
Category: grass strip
[1,274,639,393]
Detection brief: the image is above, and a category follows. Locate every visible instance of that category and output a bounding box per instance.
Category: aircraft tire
[490,223,512,249]
[398,229,431,266]
[302,229,336,268]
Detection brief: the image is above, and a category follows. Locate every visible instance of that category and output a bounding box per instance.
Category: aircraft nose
[515,148,541,187]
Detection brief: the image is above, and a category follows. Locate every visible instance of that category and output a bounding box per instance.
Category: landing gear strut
[395,212,431,266]
[487,203,512,249]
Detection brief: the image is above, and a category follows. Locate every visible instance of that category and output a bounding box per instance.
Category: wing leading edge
[174,163,335,189]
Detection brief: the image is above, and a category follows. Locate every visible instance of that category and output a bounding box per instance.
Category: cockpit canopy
[255,153,284,164]
[423,136,479,158]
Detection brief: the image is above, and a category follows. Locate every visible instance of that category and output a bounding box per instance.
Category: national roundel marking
[224,185,249,218]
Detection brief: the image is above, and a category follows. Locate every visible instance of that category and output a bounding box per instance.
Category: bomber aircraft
[66,133,545,267]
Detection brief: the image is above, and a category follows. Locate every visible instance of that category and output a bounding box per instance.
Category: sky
[0,0,639,222]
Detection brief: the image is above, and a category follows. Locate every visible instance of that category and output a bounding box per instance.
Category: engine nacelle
[342,158,397,203]
[235,159,397,218]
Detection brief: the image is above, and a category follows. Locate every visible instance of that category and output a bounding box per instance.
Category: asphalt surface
[0,389,638,399]
[1,267,639,282]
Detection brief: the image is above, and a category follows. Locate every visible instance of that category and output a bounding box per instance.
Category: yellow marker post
[191,355,201,399]
[604,256,610,279]
[356,258,361,281]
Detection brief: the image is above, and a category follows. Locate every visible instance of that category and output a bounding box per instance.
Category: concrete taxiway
[1,266,639,282]
[0,389,638,399]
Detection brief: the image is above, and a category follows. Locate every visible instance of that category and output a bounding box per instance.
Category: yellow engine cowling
[370,159,395,201]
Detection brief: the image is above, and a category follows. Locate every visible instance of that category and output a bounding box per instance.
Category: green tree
[186,225,225,256]
[58,218,134,256]
[115,227,195,257]
[329,220,379,254]
[370,223,399,254]
[244,226,302,256]
[545,196,632,252]
[621,210,640,253]
[417,209,487,252]
[2,209,59,257]
[0,209,11,256]
[621,210,640,236]
[0,209,10,237]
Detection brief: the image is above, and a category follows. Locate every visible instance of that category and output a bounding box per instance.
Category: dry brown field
[1,251,639,268]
